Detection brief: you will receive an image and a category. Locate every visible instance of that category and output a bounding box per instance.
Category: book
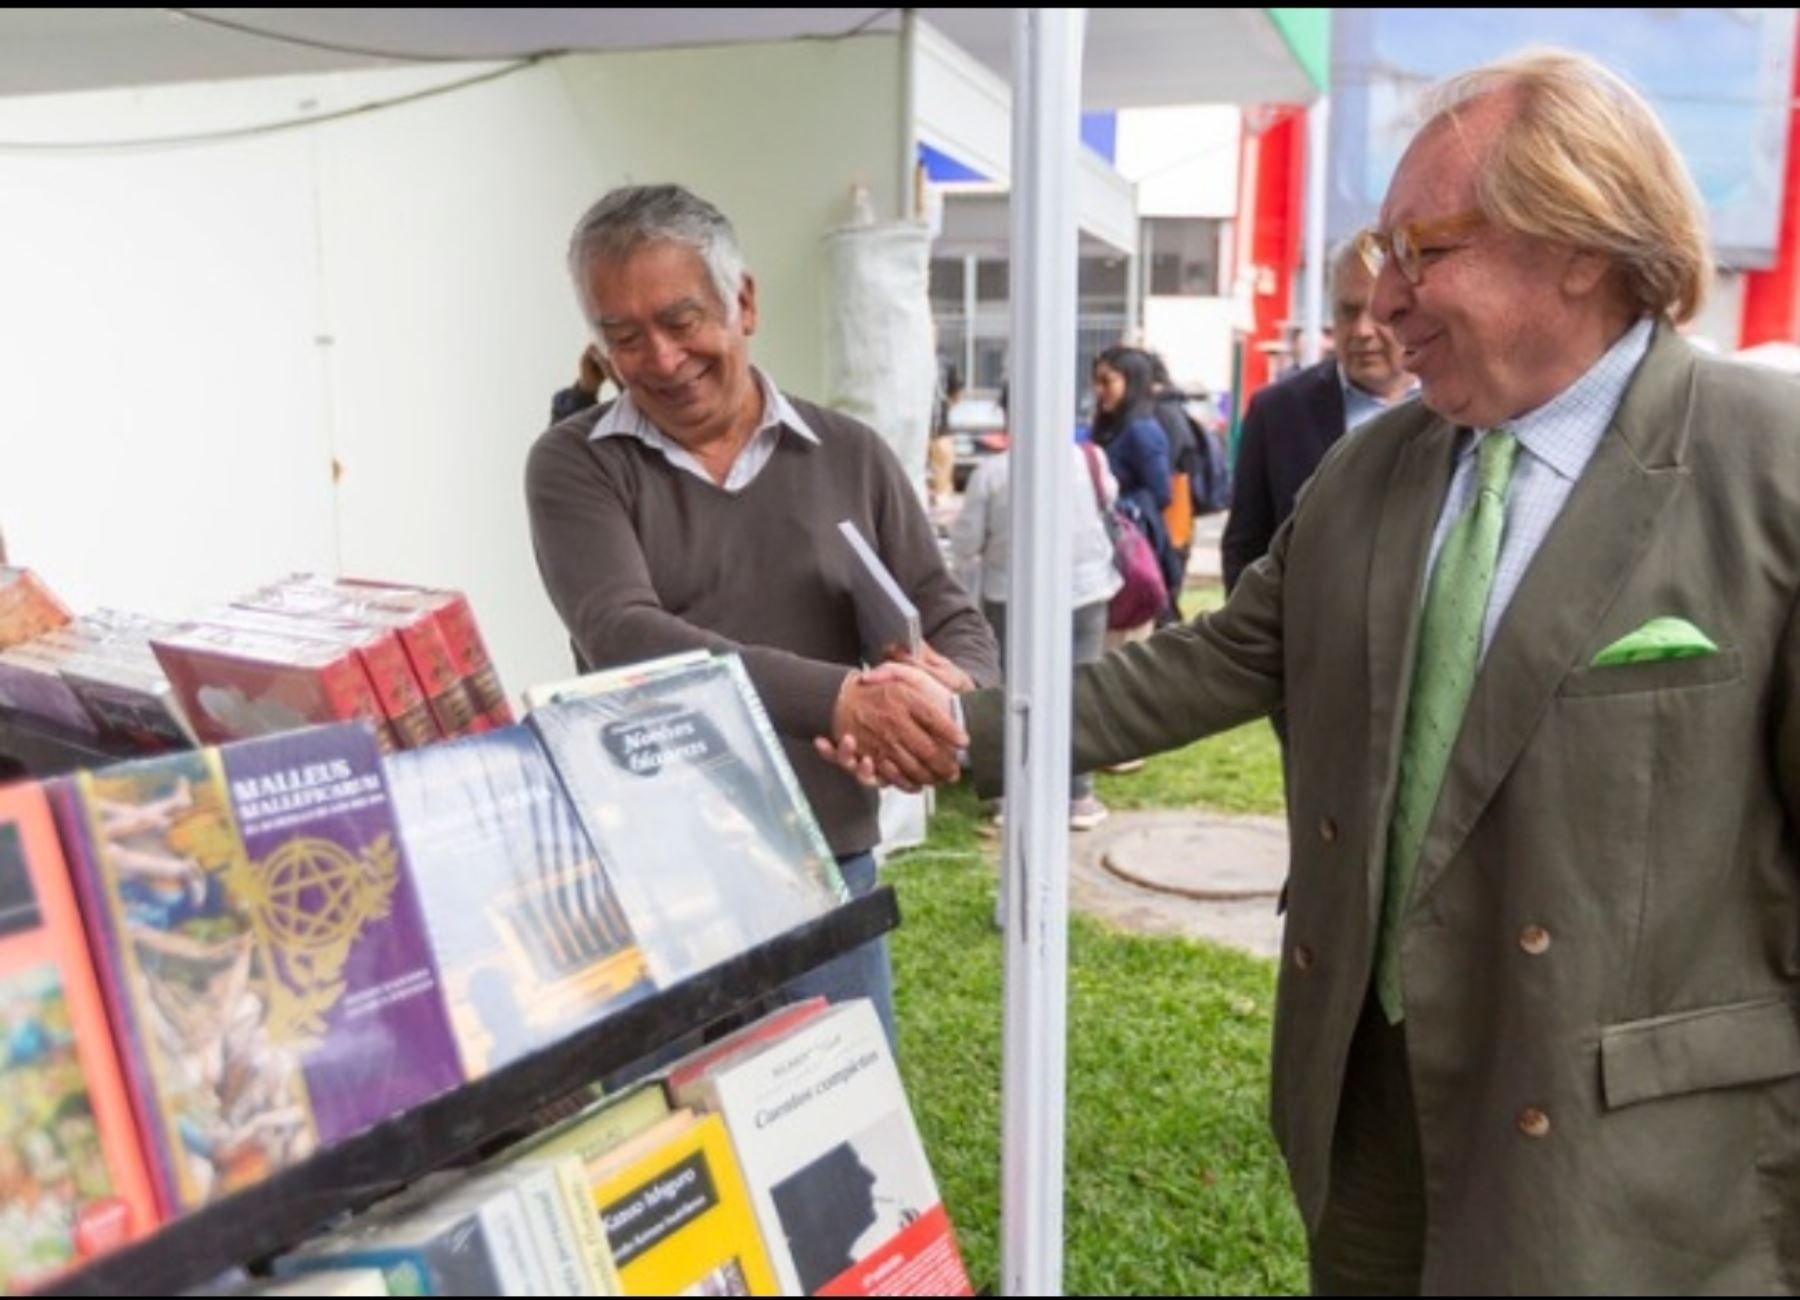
[521,650,712,713]
[0,643,98,735]
[836,522,920,664]
[237,578,482,740]
[278,1177,543,1296]
[333,581,513,731]
[245,1267,390,1295]
[590,1110,778,1296]
[664,998,829,1097]
[385,727,652,1079]
[49,616,196,752]
[529,654,848,986]
[204,606,438,750]
[504,1080,671,1172]
[673,1000,972,1296]
[482,1152,621,1296]
[56,649,196,754]
[0,782,159,1292]
[0,568,71,651]
[150,623,398,753]
[244,1268,390,1296]
[58,724,463,1214]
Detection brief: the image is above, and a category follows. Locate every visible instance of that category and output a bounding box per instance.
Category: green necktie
[1376,429,1520,1024]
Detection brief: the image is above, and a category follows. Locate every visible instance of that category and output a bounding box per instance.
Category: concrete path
[987,807,1289,959]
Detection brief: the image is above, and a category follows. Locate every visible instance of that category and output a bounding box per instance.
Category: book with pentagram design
[58,722,461,1215]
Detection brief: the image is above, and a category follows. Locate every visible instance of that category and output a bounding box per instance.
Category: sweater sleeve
[525,428,852,739]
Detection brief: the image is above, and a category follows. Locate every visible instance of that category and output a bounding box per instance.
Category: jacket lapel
[1409,324,1697,905]
[1362,416,1461,926]
[1308,362,1348,455]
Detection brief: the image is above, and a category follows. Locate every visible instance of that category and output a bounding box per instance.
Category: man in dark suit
[834,49,1800,1294]
[1221,242,1413,593]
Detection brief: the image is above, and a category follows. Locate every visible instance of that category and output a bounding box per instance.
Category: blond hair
[1421,50,1710,324]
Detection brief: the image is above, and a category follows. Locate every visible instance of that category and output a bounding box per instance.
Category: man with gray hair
[1221,237,1412,596]
[529,184,997,1049]
[831,49,1800,1291]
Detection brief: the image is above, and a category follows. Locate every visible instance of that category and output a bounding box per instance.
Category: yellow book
[591,1111,778,1296]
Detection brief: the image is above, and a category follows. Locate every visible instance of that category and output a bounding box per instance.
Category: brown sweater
[526,394,999,856]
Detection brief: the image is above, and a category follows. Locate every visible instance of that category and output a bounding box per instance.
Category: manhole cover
[1100,818,1286,901]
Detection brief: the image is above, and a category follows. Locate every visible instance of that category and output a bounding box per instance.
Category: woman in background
[950,432,1120,832]
[1088,346,1179,637]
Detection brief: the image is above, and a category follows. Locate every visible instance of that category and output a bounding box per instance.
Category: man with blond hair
[830,50,1800,1292]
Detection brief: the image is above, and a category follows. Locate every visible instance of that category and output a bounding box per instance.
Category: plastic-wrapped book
[386,725,652,1079]
[529,653,848,985]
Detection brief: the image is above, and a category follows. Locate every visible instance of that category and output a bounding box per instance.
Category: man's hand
[884,640,976,694]
[817,663,965,792]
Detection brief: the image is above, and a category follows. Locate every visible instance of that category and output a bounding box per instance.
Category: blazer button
[1519,925,1551,956]
[1518,1107,1551,1139]
[1293,944,1315,972]
[1319,817,1339,843]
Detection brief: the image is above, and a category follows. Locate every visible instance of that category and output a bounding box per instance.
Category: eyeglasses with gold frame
[1355,210,1485,285]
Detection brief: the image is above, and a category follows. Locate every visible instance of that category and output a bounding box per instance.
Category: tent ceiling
[0,8,1320,106]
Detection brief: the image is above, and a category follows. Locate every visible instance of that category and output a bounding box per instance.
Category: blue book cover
[386,726,651,1079]
[529,654,848,985]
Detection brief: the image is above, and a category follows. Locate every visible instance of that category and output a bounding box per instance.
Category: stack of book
[1,646,923,1292]
[270,996,971,1296]
[0,569,513,763]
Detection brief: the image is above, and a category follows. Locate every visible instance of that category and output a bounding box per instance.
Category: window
[1145,217,1225,297]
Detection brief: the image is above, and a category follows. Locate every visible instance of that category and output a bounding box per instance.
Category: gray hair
[566,184,747,338]
[1327,237,1368,302]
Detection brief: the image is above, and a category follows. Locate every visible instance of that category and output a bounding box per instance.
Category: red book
[149,623,397,752]
[243,578,483,740]
[334,581,513,730]
[203,606,439,750]
[0,782,159,1291]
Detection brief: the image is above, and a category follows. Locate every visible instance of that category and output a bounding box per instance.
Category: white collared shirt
[588,366,820,493]
[1340,367,1418,432]
[1425,317,1655,656]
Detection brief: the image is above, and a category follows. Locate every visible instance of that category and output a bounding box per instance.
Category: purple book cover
[217,723,462,1143]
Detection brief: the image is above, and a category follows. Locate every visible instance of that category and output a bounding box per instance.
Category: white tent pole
[1300,94,1330,365]
[1001,7,1083,1297]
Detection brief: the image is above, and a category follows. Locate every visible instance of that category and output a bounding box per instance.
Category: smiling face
[585,240,760,450]
[1370,94,1624,428]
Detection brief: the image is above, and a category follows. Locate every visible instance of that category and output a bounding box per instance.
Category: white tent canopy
[0,9,1322,107]
[0,11,1325,1294]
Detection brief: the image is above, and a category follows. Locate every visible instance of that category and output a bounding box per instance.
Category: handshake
[814,644,971,792]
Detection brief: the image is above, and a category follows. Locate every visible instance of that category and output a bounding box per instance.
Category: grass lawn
[887,581,1306,1293]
